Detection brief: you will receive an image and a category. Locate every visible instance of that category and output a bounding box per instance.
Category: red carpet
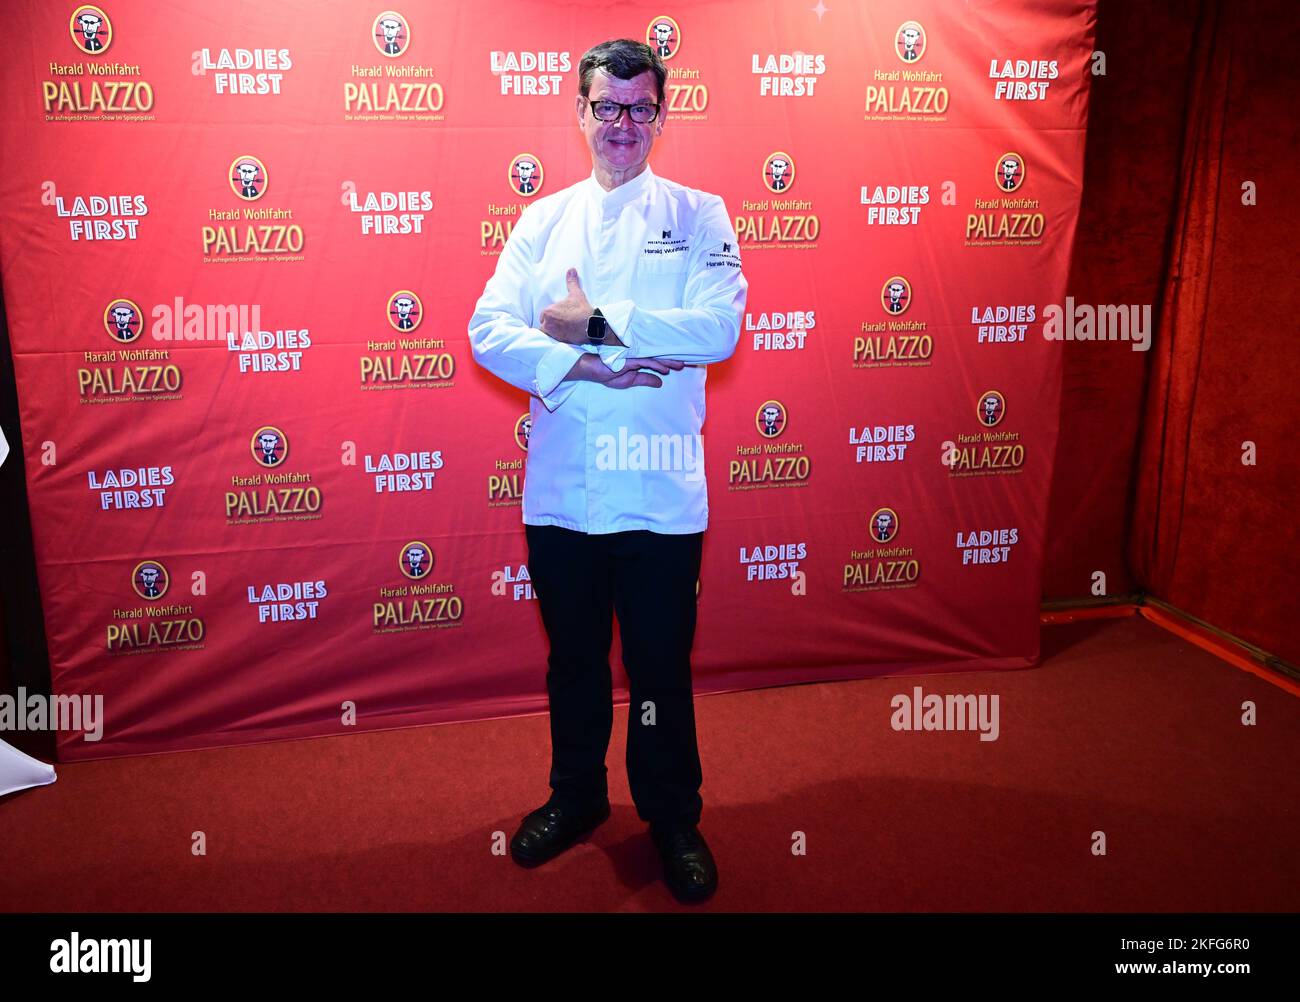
[1,614,1296,911]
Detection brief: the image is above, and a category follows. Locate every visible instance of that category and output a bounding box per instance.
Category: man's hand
[566,351,684,388]
[538,268,594,345]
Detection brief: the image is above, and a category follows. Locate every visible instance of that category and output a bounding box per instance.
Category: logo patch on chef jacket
[643,233,689,257]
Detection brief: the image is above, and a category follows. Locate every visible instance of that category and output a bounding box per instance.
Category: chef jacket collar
[586,163,656,211]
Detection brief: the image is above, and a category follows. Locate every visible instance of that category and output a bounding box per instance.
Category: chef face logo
[514,413,531,451]
[646,15,680,60]
[70,5,112,55]
[373,11,410,57]
[870,507,899,543]
[250,425,288,467]
[387,290,423,331]
[881,276,911,315]
[763,152,795,194]
[895,21,926,62]
[103,298,142,343]
[229,156,268,201]
[755,399,787,439]
[978,390,1006,427]
[132,560,169,600]
[997,153,1024,192]
[400,540,433,579]
[509,154,544,198]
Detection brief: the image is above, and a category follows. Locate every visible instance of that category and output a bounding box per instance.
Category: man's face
[141,568,158,588]
[903,28,919,50]
[80,15,100,41]
[763,406,779,425]
[259,433,278,455]
[576,69,663,179]
[408,547,425,568]
[1003,160,1018,181]
[771,159,788,180]
[876,514,892,537]
[382,19,400,43]
[889,283,903,303]
[113,306,133,330]
[518,161,535,182]
[396,297,412,318]
[238,164,257,186]
[984,397,998,420]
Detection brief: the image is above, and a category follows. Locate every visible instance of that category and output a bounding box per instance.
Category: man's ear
[575,94,586,125]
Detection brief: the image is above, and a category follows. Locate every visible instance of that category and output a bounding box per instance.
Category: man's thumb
[566,268,582,293]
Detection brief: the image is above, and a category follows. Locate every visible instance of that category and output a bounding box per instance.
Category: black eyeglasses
[585,98,661,124]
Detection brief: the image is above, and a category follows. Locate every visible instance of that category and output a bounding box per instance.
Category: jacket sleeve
[598,194,747,364]
[467,207,587,412]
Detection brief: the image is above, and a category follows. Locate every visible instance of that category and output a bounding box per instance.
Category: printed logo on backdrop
[362,291,454,391]
[957,527,1020,566]
[989,57,1059,102]
[762,152,795,194]
[373,11,411,57]
[86,463,173,511]
[850,422,915,465]
[345,11,445,122]
[746,308,814,352]
[46,6,156,121]
[107,560,205,655]
[374,542,464,633]
[509,155,544,197]
[737,152,818,250]
[227,426,323,524]
[388,290,424,331]
[943,390,1025,477]
[399,541,433,579]
[79,297,182,404]
[967,152,1044,247]
[844,506,921,592]
[482,156,543,253]
[490,49,571,96]
[971,304,1035,345]
[895,21,927,62]
[730,399,810,492]
[752,51,825,97]
[194,46,294,95]
[248,580,327,623]
[739,541,806,583]
[343,180,432,235]
[229,155,268,200]
[491,560,535,601]
[488,415,528,508]
[865,20,947,122]
[854,275,931,369]
[645,15,709,121]
[226,314,313,375]
[70,5,112,53]
[204,155,304,263]
[859,182,930,226]
[47,188,148,241]
[363,447,444,494]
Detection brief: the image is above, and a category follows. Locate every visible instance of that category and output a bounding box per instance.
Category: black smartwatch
[586,307,607,345]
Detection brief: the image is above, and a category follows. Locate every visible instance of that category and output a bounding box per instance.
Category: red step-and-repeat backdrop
[0,0,1095,761]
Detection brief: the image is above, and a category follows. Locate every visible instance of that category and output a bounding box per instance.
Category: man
[516,159,538,195]
[468,38,746,905]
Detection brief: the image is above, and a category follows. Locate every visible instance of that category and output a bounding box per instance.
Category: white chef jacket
[468,164,747,535]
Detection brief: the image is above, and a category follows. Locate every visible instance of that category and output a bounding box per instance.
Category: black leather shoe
[650,824,718,903]
[510,799,610,867]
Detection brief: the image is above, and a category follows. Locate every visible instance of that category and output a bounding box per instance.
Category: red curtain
[1129,0,1299,666]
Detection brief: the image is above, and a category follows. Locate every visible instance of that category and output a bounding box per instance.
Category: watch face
[587,315,606,341]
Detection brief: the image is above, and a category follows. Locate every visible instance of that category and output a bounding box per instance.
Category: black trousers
[525,523,705,828]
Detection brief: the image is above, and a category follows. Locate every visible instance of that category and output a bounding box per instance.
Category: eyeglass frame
[581,96,663,124]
